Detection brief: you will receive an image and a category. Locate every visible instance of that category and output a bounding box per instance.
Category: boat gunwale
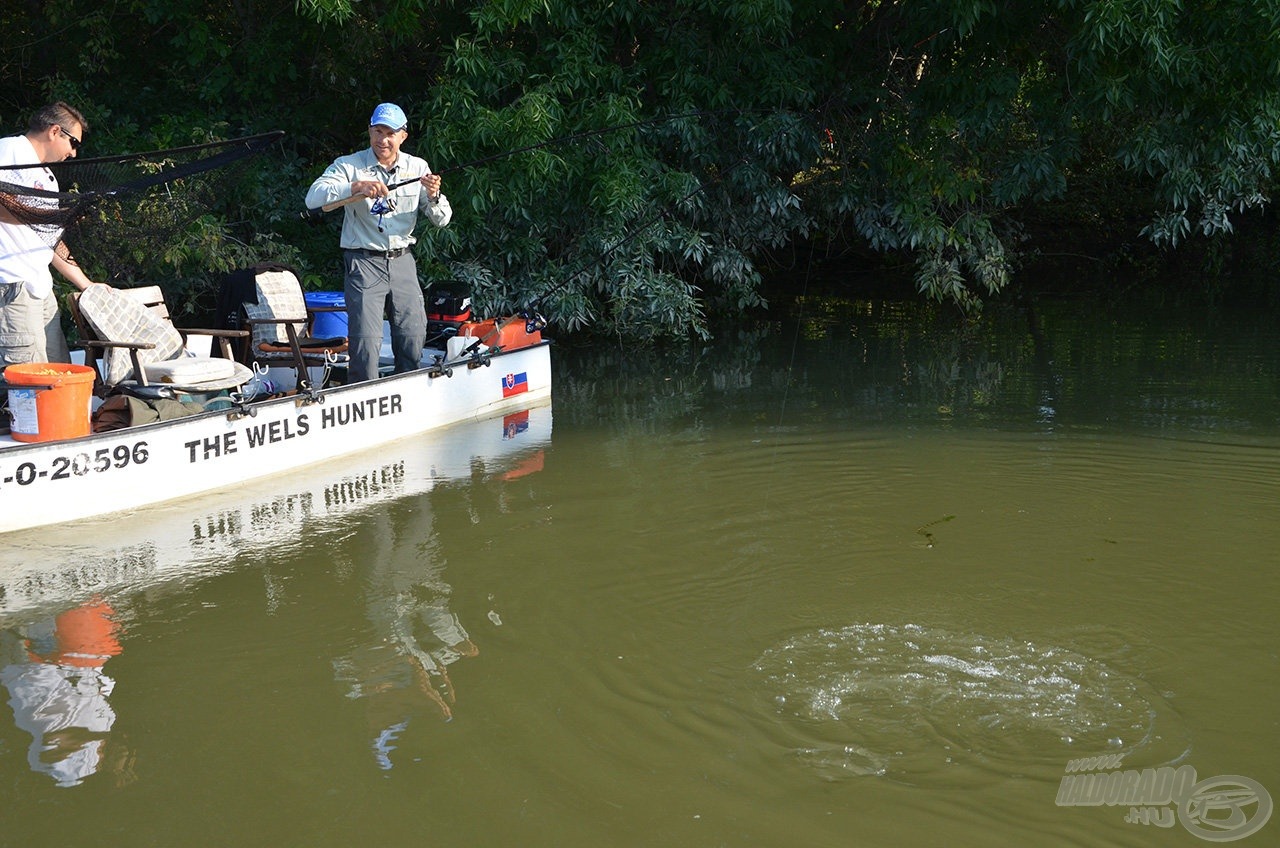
[0,339,552,455]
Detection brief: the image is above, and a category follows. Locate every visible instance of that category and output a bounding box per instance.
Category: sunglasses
[57,125,81,151]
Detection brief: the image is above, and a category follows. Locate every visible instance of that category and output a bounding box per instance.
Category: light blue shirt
[304,148,452,251]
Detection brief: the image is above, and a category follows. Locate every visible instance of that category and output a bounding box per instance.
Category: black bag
[425,282,472,340]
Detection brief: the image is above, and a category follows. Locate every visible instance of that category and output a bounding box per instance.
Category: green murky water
[0,294,1276,847]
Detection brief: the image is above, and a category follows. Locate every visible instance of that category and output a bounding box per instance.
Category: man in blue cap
[305,103,452,383]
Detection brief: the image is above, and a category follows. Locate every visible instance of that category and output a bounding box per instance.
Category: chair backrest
[243,268,309,348]
[73,285,185,384]
[119,285,172,322]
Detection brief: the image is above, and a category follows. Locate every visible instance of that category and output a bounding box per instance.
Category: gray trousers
[0,285,72,369]
[342,250,426,384]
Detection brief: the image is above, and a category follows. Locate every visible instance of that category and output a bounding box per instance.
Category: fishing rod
[299,109,761,222]
[297,108,806,362]
[451,117,805,361]
[448,155,748,360]
[525,115,809,314]
[306,174,427,217]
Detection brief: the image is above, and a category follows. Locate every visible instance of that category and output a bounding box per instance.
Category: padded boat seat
[141,355,240,386]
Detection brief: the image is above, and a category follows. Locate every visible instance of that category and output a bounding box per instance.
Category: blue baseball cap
[369,103,408,131]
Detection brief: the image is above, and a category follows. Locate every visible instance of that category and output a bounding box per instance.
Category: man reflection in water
[333,508,478,770]
[0,597,128,787]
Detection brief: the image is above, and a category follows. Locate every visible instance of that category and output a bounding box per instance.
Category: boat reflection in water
[0,401,552,786]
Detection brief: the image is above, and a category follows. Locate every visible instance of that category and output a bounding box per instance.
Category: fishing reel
[521,308,547,334]
[300,194,395,227]
[370,195,396,232]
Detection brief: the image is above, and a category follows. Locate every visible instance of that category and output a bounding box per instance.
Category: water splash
[753,623,1189,787]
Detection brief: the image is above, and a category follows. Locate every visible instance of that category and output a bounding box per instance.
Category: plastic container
[4,363,96,442]
[305,291,347,338]
[459,319,542,351]
[446,334,487,360]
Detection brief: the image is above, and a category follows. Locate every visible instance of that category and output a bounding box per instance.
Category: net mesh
[0,131,282,281]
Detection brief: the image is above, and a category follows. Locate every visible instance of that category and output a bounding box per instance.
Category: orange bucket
[4,362,96,442]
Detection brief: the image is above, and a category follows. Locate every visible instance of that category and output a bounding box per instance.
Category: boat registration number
[1,441,149,487]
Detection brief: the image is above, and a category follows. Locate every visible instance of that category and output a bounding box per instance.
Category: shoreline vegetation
[5,1,1280,337]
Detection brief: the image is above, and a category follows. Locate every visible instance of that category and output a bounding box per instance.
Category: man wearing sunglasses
[0,101,102,369]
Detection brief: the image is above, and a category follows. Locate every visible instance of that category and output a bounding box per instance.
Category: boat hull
[0,342,551,534]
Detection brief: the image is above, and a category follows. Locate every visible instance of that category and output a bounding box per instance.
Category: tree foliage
[1,0,1278,333]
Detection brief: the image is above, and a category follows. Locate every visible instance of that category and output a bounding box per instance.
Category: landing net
[0,131,282,279]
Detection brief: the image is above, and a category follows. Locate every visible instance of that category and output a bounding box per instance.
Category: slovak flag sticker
[502,372,529,397]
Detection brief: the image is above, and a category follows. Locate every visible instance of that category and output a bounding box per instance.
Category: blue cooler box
[305,291,347,338]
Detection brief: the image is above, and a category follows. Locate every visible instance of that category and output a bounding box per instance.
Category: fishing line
[773,246,812,437]
[300,107,770,221]
[453,113,808,357]
[297,107,809,360]
[450,170,732,357]
[303,109,816,337]
[434,108,763,178]
[527,113,810,311]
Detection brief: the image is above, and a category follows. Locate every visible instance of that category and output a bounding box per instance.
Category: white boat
[0,327,551,536]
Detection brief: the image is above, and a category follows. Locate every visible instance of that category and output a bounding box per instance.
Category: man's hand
[351,179,388,199]
[421,173,441,200]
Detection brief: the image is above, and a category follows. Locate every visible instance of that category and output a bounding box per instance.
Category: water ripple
[752,623,1190,788]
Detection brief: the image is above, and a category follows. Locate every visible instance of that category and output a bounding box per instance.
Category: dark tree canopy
[2,0,1278,333]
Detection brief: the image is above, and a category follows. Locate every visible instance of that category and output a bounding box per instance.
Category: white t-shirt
[0,134,58,298]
